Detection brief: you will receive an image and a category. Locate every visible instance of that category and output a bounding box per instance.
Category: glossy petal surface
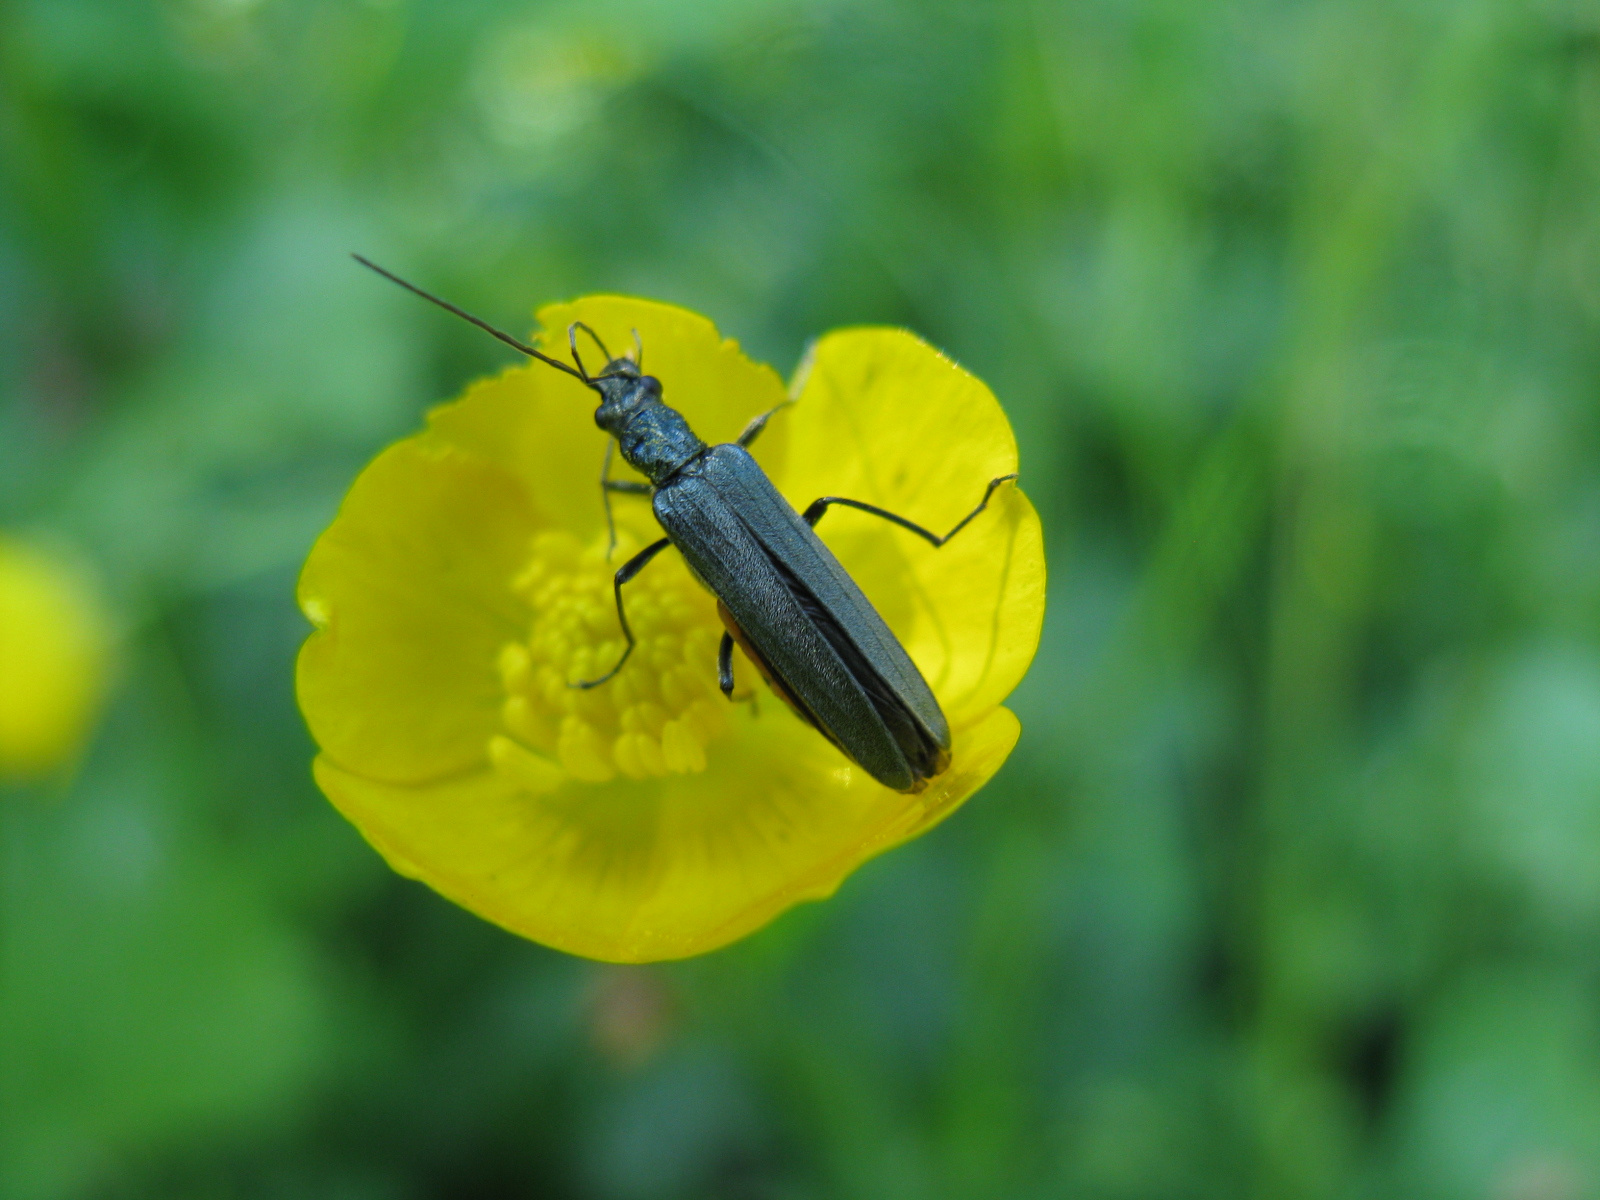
[297,298,1044,960]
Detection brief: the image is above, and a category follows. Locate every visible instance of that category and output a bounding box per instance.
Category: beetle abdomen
[657,473,923,792]
[656,452,951,793]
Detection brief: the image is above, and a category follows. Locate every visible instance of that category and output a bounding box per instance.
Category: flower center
[493,530,727,786]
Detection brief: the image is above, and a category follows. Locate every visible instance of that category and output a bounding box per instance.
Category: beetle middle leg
[716,630,760,712]
[802,474,1019,546]
[599,438,652,559]
[571,536,671,689]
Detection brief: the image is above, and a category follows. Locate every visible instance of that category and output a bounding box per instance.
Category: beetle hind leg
[801,474,1019,546]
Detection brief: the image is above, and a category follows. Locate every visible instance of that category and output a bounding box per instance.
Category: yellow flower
[297,297,1044,961]
[0,537,110,779]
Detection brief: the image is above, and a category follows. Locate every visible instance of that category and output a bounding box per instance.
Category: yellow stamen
[492,531,727,788]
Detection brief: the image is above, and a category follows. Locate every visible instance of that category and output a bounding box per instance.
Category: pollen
[493,530,727,785]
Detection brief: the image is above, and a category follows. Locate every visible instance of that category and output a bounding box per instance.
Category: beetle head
[591,361,664,433]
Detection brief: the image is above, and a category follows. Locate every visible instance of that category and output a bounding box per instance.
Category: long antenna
[351,254,588,382]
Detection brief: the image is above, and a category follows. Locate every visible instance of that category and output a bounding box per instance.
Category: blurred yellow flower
[297,297,1044,961]
[0,537,110,779]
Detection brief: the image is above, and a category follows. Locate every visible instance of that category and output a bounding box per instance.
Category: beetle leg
[598,438,652,559]
[571,537,672,689]
[802,474,1018,547]
[736,399,795,448]
[598,440,617,557]
[717,632,735,698]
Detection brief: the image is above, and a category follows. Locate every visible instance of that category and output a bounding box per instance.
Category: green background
[5,0,1600,1196]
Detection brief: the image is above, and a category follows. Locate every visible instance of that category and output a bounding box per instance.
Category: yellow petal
[421,363,612,543]
[297,441,533,784]
[779,328,1046,724]
[0,538,109,778]
[312,704,1019,962]
[299,302,1043,962]
[860,704,1021,850]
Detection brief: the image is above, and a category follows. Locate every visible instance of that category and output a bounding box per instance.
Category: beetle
[354,256,1014,793]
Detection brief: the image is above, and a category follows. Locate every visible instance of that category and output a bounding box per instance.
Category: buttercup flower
[0,536,110,780]
[297,297,1044,961]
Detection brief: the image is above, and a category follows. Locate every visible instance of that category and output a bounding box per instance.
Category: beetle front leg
[599,438,653,559]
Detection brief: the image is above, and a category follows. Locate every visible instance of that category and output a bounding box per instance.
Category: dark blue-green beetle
[356,256,1013,794]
